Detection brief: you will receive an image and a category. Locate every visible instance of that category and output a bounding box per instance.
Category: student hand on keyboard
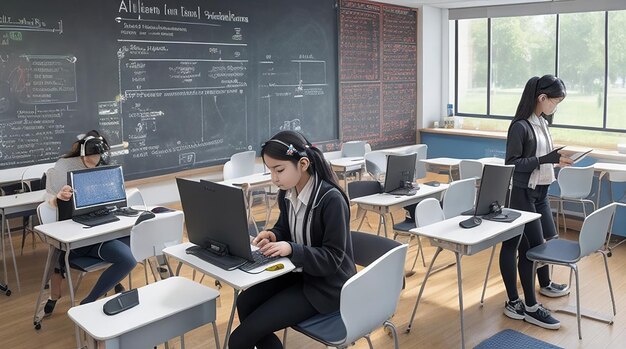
[252,230,277,248]
[259,241,292,258]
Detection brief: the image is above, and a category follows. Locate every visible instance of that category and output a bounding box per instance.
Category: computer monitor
[383,153,417,193]
[68,165,127,216]
[474,164,514,217]
[176,178,255,268]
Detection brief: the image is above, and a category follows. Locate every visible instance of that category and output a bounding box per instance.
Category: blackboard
[339,0,417,149]
[0,0,339,179]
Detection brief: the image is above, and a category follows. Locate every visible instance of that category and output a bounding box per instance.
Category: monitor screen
[384,153,417,193]
[474,164,514,216]
[68,166,126,215]
[176,178,254,262]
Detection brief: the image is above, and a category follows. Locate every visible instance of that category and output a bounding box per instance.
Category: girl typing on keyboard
[38,130,136,320]
[229,131,356,349]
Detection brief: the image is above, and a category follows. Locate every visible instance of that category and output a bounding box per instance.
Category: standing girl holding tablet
[502,75,573,330]
[229,130,356,349]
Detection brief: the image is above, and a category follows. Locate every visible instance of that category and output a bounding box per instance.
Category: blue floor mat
[474,329,563,349]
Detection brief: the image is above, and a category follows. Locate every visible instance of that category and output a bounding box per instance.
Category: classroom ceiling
[374,0,559,9]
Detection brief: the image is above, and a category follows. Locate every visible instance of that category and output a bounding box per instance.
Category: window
[491,15,556,117]
[457,19,487,115]
[454,10,626,142]
[607,11,626,130]
[557,12,605,128]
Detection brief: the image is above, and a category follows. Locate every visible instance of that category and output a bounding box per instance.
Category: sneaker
[524,303,561,330]
[43,298,57,317]
[540,282,570,298]
[504,299,525,320]
[114,283,125,294]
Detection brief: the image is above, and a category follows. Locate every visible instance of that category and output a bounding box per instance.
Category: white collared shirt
[285,175,315,245]
[528,114,556,188]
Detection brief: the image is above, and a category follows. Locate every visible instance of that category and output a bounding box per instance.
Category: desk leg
[224,288,241,349]
[455,252,465,349]
[406,246,443,332]
[480,246,496,306]
[33,244,55,328]
[0,212,9,295]
[63,245,82,349]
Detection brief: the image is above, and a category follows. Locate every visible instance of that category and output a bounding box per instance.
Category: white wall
[417,5,446,131]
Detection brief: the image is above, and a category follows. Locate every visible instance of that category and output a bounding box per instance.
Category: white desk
[406,210,541,349]
[163,242,295,349]
[0,189,46,295]
[329,157,365,183]
[68,276,220,349]
[220,172,273,229]
[594,162,626,206]
[33,210,182,347]
[421,157,461,181]
[350,183,448,238]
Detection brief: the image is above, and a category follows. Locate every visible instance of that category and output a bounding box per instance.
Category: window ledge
[420,128,626,163]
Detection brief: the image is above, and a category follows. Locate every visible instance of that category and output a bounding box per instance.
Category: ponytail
[261,131,349,206]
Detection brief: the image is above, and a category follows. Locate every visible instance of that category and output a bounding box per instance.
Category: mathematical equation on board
[339,9,380,81]
[382,7,416,44]
[383,82,416,135]
[340,83,380,140]
[383,43,416,82]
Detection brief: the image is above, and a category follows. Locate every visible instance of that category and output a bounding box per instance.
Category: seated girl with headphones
[39,130,136,318]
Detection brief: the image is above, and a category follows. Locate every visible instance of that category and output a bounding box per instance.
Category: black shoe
[524,303,561,329]
[540,282,570,298]
[114,283,125,294]
[44,299,57,317]
[503,299,525,320]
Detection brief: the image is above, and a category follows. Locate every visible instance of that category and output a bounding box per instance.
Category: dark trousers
[499,185,557,306]
[229,273,319,349]
[64,236,136,304]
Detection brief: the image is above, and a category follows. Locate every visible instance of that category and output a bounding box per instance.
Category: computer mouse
[151,206,173,213]
[134,211,155,225]
[265,263,284,271]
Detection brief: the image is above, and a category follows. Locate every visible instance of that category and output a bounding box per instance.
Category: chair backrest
[37,202,58,224]
[414,198,445,227]
[402,144,428,179]
[340,232,407,344]
[443,178,477,219]
[607,170,626,183]
[557,165,595,199]
[223,150,256,180]
[364,150,387,181]
[130,211,184,262]
[341,141,368,158]
[578,203,617,257]
[459,159,483,180]
[125,187,146,208]
[347,180,381,200]
[21,163,54,192]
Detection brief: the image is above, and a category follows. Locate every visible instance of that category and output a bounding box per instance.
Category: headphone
[80,135,108,157]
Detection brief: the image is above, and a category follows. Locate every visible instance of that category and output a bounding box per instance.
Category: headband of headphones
[80,135,109,156]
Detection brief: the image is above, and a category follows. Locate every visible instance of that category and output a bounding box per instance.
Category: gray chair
[284,231,408,349]
[526,203,619,340]
[347,180,382,233]
[551,165,596,234]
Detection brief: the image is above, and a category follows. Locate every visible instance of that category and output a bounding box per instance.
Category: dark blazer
[270,178,356,314]
[506,119,542,188]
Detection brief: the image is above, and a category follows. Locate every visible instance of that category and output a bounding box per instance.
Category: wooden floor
[1,197,625,349]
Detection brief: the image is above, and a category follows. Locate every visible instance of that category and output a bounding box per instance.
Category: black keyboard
[185,245,246,271]
[239,250,278,272]
[72,211,120,227]
[388,187,418,196]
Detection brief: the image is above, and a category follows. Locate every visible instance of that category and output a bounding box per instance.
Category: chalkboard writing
[340,83,380,140]
[339,0,417,149]
[1,0,339,179]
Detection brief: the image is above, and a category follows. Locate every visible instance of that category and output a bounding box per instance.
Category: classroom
[1,0,625,348]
